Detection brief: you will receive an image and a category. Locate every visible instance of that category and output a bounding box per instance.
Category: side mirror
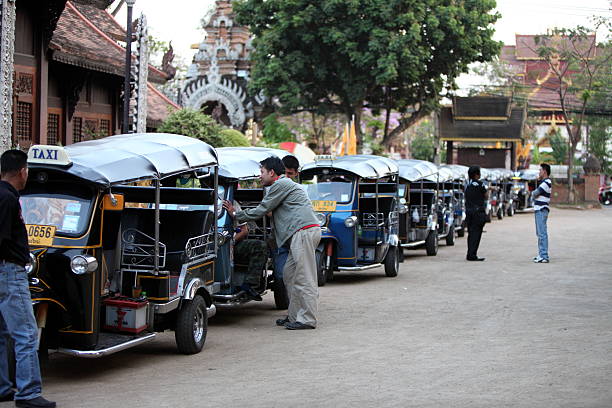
[103,193,124,211]
[399,198,407,205]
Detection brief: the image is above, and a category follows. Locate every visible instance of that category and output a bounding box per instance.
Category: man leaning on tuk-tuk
[0,150,56,408]
[223,157,321,330]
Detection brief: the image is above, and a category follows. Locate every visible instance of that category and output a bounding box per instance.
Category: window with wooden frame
[13,65,36,146]
[47,108,62,146]
[73,117,83,143]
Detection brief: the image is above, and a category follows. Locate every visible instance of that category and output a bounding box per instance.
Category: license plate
[26,225,56,246]
[312,200,337,212]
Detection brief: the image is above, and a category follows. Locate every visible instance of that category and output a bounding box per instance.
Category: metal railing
[122,228,167,271]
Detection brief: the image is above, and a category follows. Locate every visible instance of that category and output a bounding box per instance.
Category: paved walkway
[3,208,611,408]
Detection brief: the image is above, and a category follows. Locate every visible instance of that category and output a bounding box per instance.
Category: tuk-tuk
[434,166,457,245]
[491,168,515,218]
[396,159,440,256]
[213,147,290,309]
[21,134,219,357]
[486,169,506,220]
[300,155,401,284]
[441,164,468,237]
[478,168,494,223]
[511,169,539,212]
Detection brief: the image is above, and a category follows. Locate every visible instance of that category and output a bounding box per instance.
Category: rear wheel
[497,207,504,220]
[316,251,327,287]
[175,295,207,355]
[604,194,612,206]
[273,279,289,310]
[425,231,438,256]
[384,246,399,277]
[507,205,514,217]
[445,226,455,246]
[457,222,466,237]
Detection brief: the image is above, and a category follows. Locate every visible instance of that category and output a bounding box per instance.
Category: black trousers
[466,210,486,259]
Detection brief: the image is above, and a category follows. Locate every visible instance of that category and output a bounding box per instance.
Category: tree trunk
[383,108,428,148]
[353,105,363,151]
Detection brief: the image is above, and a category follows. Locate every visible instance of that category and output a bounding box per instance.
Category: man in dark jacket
[465,166,487,261]
[0,150,56,408]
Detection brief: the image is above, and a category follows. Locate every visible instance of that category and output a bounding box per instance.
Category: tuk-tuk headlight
[316,213,328,227]
[70,255,98,275]
[398,204,408,214]
[344,216,357,228]
[25,253,37,276]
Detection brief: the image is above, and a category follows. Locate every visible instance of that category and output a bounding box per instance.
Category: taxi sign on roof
[27,145,72,167]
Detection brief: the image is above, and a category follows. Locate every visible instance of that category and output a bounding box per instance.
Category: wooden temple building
[500,34,598,145]
[441,96,526,170]
[0,0,178,151]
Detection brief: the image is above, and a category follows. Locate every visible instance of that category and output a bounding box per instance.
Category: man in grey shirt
[223,157,321,330]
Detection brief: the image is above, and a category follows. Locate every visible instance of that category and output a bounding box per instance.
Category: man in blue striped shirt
[533,163,552,263]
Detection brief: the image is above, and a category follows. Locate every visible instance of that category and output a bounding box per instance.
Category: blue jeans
[0,262,42,400]
[273,246,289,281]
[535,209,549,260]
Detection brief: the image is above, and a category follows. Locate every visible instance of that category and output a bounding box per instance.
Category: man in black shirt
[0,150,55,408]
[464,166,487,261]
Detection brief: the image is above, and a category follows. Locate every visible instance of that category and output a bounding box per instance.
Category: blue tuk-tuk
[300,155,401,284]
[435,166,457,246]
[21,134,220,357]
[511,169,538,212]
[212,147,290,309]
[397,159,440,256]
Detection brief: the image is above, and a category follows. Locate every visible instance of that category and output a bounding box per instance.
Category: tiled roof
[147,83,179,128]
[50,2,168,83]
[453,96,511,118]
[71,2,125,42]
[440,106,525,141]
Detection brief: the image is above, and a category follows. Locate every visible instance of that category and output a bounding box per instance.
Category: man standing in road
[223,157,321,330]
[533,163,552,263]
[465,166,487,261]
[0,150,56,408]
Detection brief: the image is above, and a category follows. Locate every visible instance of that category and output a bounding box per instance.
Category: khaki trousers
[284,227,321,327]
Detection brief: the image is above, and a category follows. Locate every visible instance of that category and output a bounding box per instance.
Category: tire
[315,250,327,287]
[445,226,455,246]
[273,279,289,310]
[175,295,207,355]
[384,246,399,277]
[485,212,491,223]
[507,205,514,217]
[457,223,465,237]
[425,230,438,256]
[604,194,612,206]
[497,207,504,220]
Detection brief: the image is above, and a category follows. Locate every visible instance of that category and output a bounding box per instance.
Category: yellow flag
[348,119,357,155]
[340,123,349,156]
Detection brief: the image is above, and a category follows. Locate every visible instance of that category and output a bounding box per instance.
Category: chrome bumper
[401,240,426,248]
[57,333,156,358]
[337,263,382,271]
[207,304,216,318]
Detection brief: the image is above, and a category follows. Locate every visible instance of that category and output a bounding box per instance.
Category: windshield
[20,187,94,236]
[306,176,354,204]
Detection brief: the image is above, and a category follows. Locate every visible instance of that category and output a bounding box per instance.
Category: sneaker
[15,396,56,408]
[534,257,549,263]
[285,321,315,330]
[276,316,289,326]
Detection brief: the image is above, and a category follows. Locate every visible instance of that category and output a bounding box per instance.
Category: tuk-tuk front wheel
[316,251,327,287]
[384,246,399,277]
[445,226,455,246]
[425,231,438,256]
[457,224,465,238]
[507,205,514,217]
[175,295,207,355]
[497,208,504,220]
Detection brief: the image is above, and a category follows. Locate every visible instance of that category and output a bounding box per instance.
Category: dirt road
[4,208,611,408]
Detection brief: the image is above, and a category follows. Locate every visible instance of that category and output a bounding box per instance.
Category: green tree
[533,18,611,201]
[220,129,251,147]
[234,0,500,147]
[262,114,297,143]
[588,117,612,174]
[158,109,223,147]
[549,129,568,165]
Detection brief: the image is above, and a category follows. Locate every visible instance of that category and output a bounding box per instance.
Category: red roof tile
[50,2,168,83]
[147,83,179,128]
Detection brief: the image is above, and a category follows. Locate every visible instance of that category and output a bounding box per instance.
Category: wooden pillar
[511,142,517,171]
[37,42,48,144]
[0,0,16,151]
[446,141,453,164]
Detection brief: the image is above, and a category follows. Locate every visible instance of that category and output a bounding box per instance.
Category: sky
[112,0,611,87]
